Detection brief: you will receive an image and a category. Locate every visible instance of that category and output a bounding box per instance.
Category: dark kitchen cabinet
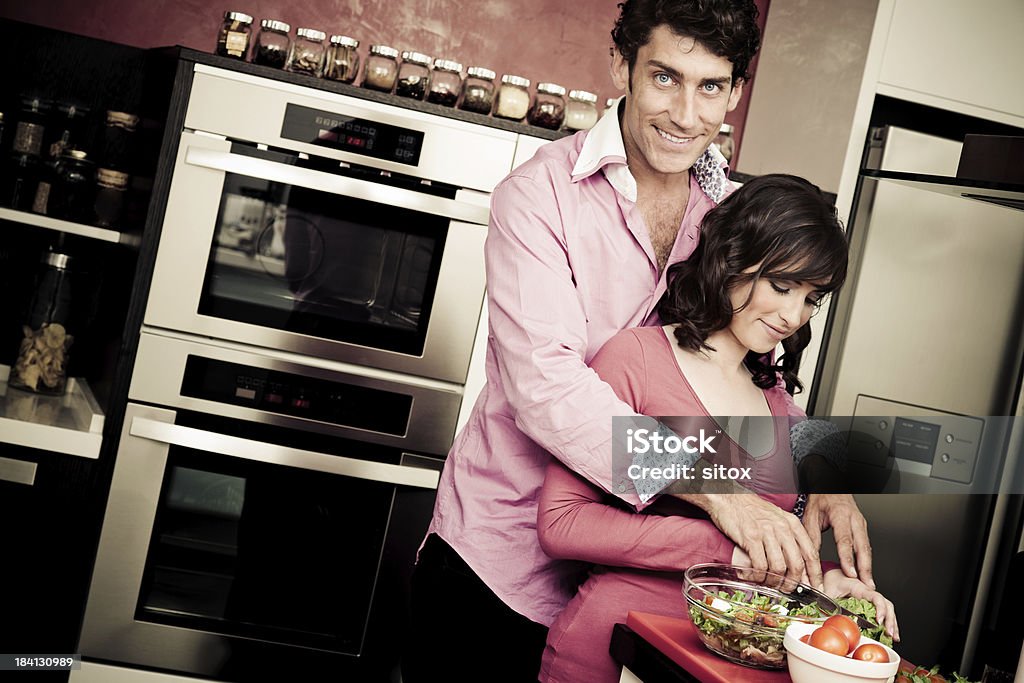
[0,20,173,672]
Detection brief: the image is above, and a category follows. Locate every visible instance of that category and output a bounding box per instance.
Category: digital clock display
[281,103,424,166]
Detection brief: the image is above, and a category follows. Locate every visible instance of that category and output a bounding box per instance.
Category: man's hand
[698,493,823,589]
[802,493,874,589]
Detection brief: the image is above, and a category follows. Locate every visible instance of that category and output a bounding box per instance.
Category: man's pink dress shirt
[426,105,725,626]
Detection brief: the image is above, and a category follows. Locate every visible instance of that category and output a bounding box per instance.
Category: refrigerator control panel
[849,395,982,485]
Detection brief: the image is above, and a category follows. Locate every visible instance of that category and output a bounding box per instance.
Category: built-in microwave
[145,66,524,384]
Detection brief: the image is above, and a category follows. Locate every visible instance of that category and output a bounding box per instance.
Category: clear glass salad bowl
[683,563,842,669]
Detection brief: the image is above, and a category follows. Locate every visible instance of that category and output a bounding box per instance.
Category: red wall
[3,0,767,159]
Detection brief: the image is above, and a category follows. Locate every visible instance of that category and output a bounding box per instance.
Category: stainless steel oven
[79,329,460,679]
[146,65,522,384]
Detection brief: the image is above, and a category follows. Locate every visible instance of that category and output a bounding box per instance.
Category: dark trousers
[402,534,549,683]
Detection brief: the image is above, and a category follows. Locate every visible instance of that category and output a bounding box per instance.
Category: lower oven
[78,329,461,680]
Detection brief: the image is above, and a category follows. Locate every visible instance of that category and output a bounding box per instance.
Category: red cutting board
[626,610,793,682]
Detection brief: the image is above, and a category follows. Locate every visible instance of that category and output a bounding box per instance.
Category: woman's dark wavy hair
[657,174,848,393]
[611,0,761,85]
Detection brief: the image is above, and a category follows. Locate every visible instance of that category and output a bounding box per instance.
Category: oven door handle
[129,417,440,490]
[185,146,490,226]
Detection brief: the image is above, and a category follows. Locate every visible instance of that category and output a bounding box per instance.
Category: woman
[536,174,898,682]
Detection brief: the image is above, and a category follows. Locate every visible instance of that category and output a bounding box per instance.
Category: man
[404,1,872,680]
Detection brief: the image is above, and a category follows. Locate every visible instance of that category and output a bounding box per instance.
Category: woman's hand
[822,568,899,642]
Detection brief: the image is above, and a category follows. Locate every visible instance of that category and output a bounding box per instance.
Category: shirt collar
[570,96,731,205]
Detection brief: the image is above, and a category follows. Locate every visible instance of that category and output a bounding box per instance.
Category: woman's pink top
[537,326,819,683]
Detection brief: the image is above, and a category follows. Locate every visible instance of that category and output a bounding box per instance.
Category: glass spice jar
[49,150,96,223]
[44,103,90,161]
[2,154,43,211]
[427,59,462,107]
[323,35,360,83]
[528,82,566,130]
[564,90,599,131]
[396,51,432,100]
[9,251,77,396]
[216,11,253,59]
[252,19,291,69]
[99,110,139,172]
[288,28,326,75]
[12,96,50,158]
[94,168,129,228]
[363,45,399,92]
[458,66,495,114]
[493,75,531,121]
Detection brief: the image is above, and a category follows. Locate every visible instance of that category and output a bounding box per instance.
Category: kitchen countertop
[611,611,791,683]
[613,611,919,683]
[163,47,573,142]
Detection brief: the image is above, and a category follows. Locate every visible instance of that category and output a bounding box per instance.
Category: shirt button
[618,483,626,493]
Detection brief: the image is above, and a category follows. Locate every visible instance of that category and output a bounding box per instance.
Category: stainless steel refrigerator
[811,125,1024,672]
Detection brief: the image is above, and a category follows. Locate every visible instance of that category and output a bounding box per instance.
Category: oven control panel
[182,355,412,436]
[282,103,425,166]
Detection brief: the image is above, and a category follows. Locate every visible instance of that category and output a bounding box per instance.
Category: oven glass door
[148,131,489,383]
[137,442,392,653]
[202,145,451,356]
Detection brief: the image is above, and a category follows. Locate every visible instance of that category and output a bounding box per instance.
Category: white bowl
[784,622,900,683]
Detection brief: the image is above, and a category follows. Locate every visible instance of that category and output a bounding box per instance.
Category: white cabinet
[877,0,1024,124]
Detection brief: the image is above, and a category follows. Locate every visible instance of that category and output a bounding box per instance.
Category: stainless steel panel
[185,65,518,192]
[144,132,488,384]
[0,456,36,486]
[79,403,229,672]
[817,128,1024,416]
[185,147,490,225]
[129,329,463,455]
[129,417,439,489]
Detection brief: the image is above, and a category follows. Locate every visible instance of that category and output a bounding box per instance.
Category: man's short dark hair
[611,0,761,85]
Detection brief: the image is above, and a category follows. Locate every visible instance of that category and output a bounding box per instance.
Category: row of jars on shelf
[215,11,602,131]
[0,96,137,228]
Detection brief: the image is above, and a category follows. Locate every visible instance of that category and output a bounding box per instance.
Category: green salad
[688,588,828,667]
[689,591,900,667]
[836,596,894,648]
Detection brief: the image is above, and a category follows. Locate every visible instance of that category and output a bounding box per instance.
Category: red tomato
[808,626,849,656]
[800,634,810,643]
[852,643,889,662]
[823,614,861,653]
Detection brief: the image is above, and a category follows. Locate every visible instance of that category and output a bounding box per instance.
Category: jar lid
[20,95,51,113]
[433,59,463,73]
[719,123,735,134]
[261,19,291,32]
[537,82,566,97]
[369,44,399,58]
[296,28,326,42]
[106,110,140,130]
[329,34,359,47]
[43,252,72,269]
[568,89,598,104]
[56,102,90,118]
[466,66,496,81]
[501,74,530,88]
[223,11,253,24]
[401,51,432,66]
[97,168,130,187]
